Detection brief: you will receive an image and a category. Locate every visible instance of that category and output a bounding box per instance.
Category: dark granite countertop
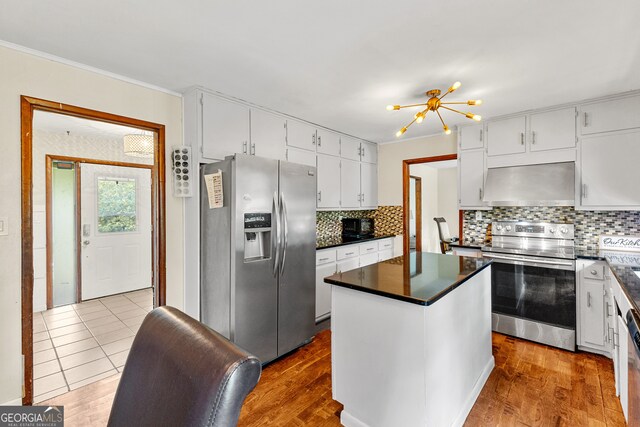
[449,240,486,250]
[324,252,492,306]
[316,234,395,250]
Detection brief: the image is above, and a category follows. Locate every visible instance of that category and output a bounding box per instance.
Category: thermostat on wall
[171,146,193,198]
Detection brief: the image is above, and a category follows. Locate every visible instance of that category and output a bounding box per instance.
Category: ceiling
[2,1,640,143]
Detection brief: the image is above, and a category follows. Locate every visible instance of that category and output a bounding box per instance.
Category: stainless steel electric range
[482,221,576,351]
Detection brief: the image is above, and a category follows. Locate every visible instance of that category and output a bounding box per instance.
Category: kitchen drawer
[359,241,378,256]
[377,238,394,251]
[584,264,605,281]
[316,249,337,265]
[378,248,394,262]
[337,246,359,261]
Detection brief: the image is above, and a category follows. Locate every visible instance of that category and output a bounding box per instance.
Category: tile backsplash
[463,207,640,248]
[316,206,403,240]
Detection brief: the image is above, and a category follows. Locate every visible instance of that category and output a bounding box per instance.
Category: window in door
[97,177,138,233]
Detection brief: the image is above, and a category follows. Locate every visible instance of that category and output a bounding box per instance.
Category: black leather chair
[434,217,459,254]
[107,306,261,427]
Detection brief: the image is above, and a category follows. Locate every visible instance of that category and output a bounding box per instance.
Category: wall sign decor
[599,235,640,252]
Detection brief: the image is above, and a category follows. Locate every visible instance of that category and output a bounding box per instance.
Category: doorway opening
[21,97,166,405]
[402,154,462,255]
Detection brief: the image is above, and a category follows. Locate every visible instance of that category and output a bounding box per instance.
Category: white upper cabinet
[360,162,378,208]
[341,136,361,161]
[459,124,484,150]
[286,147,316,167]
[316,129,341,156]
[317,154,341,209]
[250,108,286,160]
[529,107,576,152]
[286,120,317,151]
[458,149,486,209]
[340,159,361,208]
[487,116,526,156]
[580,95,640,136]
[201,93,250,160]
[580,130,640,208]
[360,141,378,164]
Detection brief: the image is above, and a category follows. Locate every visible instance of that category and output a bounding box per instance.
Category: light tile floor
[33,288,153,403]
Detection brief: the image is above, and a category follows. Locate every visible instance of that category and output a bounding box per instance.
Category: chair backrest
[108,306,261,427]
[433,217,452,242]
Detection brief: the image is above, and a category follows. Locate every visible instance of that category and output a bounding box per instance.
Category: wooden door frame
[402,154,463,255]
[21,96,166,405]
[45,156,155,310]
[408,175,423,251]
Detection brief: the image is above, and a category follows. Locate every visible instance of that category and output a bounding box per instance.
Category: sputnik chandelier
[387,82,482,137]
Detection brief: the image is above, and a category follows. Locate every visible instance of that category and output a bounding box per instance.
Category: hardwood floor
[44,330,625,426]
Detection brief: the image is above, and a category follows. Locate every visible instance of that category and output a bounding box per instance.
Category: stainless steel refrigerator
[200,154,316,364]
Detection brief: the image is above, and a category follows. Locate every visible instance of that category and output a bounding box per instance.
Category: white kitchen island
[324,252,493,427]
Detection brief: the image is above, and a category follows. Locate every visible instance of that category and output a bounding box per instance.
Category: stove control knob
[496,225,503,231]
[505,225,512,232]
[549,228,556,234]
[560,227,568,234]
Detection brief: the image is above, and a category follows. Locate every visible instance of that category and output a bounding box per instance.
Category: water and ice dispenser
[243,213,272,261]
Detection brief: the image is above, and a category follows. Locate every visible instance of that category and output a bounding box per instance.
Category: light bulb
[387,104,400,111]
[396,127,407,137]
[415,112,425,123]
[449,81,461,92]
[468,100,483,106]
[475,99,483,105]
[444,125,452,135]
[473,114,482,121]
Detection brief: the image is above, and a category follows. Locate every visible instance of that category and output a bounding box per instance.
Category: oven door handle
[482,253,575,271]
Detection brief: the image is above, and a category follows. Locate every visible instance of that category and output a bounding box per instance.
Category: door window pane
[97,177,137,233]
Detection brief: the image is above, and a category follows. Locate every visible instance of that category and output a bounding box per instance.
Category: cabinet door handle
[590,269,598,276]
[362,146,365,157]
[582,184,588,199]
[317,135,322,147]
[317,191,322,202]
[587,291,591,308]
[479,188,483,201]
[312,133,316,145]
[614,330,619,349]
[250,142,256,155]
[479,129,483,142]
[606,302,612,317]
[531,131,536,144]
[357,193,361,202]
[243,141,248,154]
[583,112,589,127]
[520,132,525,145]
[361,193,365,203]
[357,146,362,156]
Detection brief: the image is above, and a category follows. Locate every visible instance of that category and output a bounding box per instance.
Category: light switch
[0,216,8,236]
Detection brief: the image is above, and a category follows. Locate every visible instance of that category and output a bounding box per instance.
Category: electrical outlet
[0,216,8,236]
[475,211,482,221]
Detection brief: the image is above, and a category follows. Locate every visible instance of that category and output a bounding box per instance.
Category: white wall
[0,45,184,404]
[437,167,459,240]
[378,133,457,254]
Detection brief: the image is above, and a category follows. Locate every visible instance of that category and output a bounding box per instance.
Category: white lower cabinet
[315,238,394,321]
[577,260,609,353]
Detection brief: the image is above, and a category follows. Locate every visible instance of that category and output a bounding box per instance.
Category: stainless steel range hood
[483,162,575,206]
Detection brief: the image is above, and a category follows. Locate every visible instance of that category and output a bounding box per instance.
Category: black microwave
[342,218,374,236]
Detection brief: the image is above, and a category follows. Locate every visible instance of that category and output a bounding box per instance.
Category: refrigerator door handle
[272,191,281,277]
[279,193,289,277]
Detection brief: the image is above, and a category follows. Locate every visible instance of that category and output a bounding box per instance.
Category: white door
[459,123,484,150]
[458,149,485,208]
[360,141,378,164]
[487,116,526,156]
[360,162,378,208]
[201,93,250,160]
[250,108,286,160]
[316,129,341,156]
[580,95,640,136]
[529,107,576,152]
[340,136,361,161]
[579,280,605,347]
[340,159,361,208]
[80,164,152,300]
[286,120,317,151]
[317,154,341,209]
[580,130,640,208]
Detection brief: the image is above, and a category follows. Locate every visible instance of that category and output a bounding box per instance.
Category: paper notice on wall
[204,170,223,209]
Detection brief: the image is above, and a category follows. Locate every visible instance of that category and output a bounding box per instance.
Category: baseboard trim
[340,410,371,427]
[452,356,495,427]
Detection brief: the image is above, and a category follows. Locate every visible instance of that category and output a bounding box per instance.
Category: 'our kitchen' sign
[599,236,640,252]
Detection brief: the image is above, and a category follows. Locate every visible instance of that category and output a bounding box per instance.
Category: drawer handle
[319,257,330,262]
[367,248,374,251]
[587,292,591,308]
[345,252,355,256]
[590,269,598,276]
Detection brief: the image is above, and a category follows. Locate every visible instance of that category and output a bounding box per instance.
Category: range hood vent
[483,162,575,207]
